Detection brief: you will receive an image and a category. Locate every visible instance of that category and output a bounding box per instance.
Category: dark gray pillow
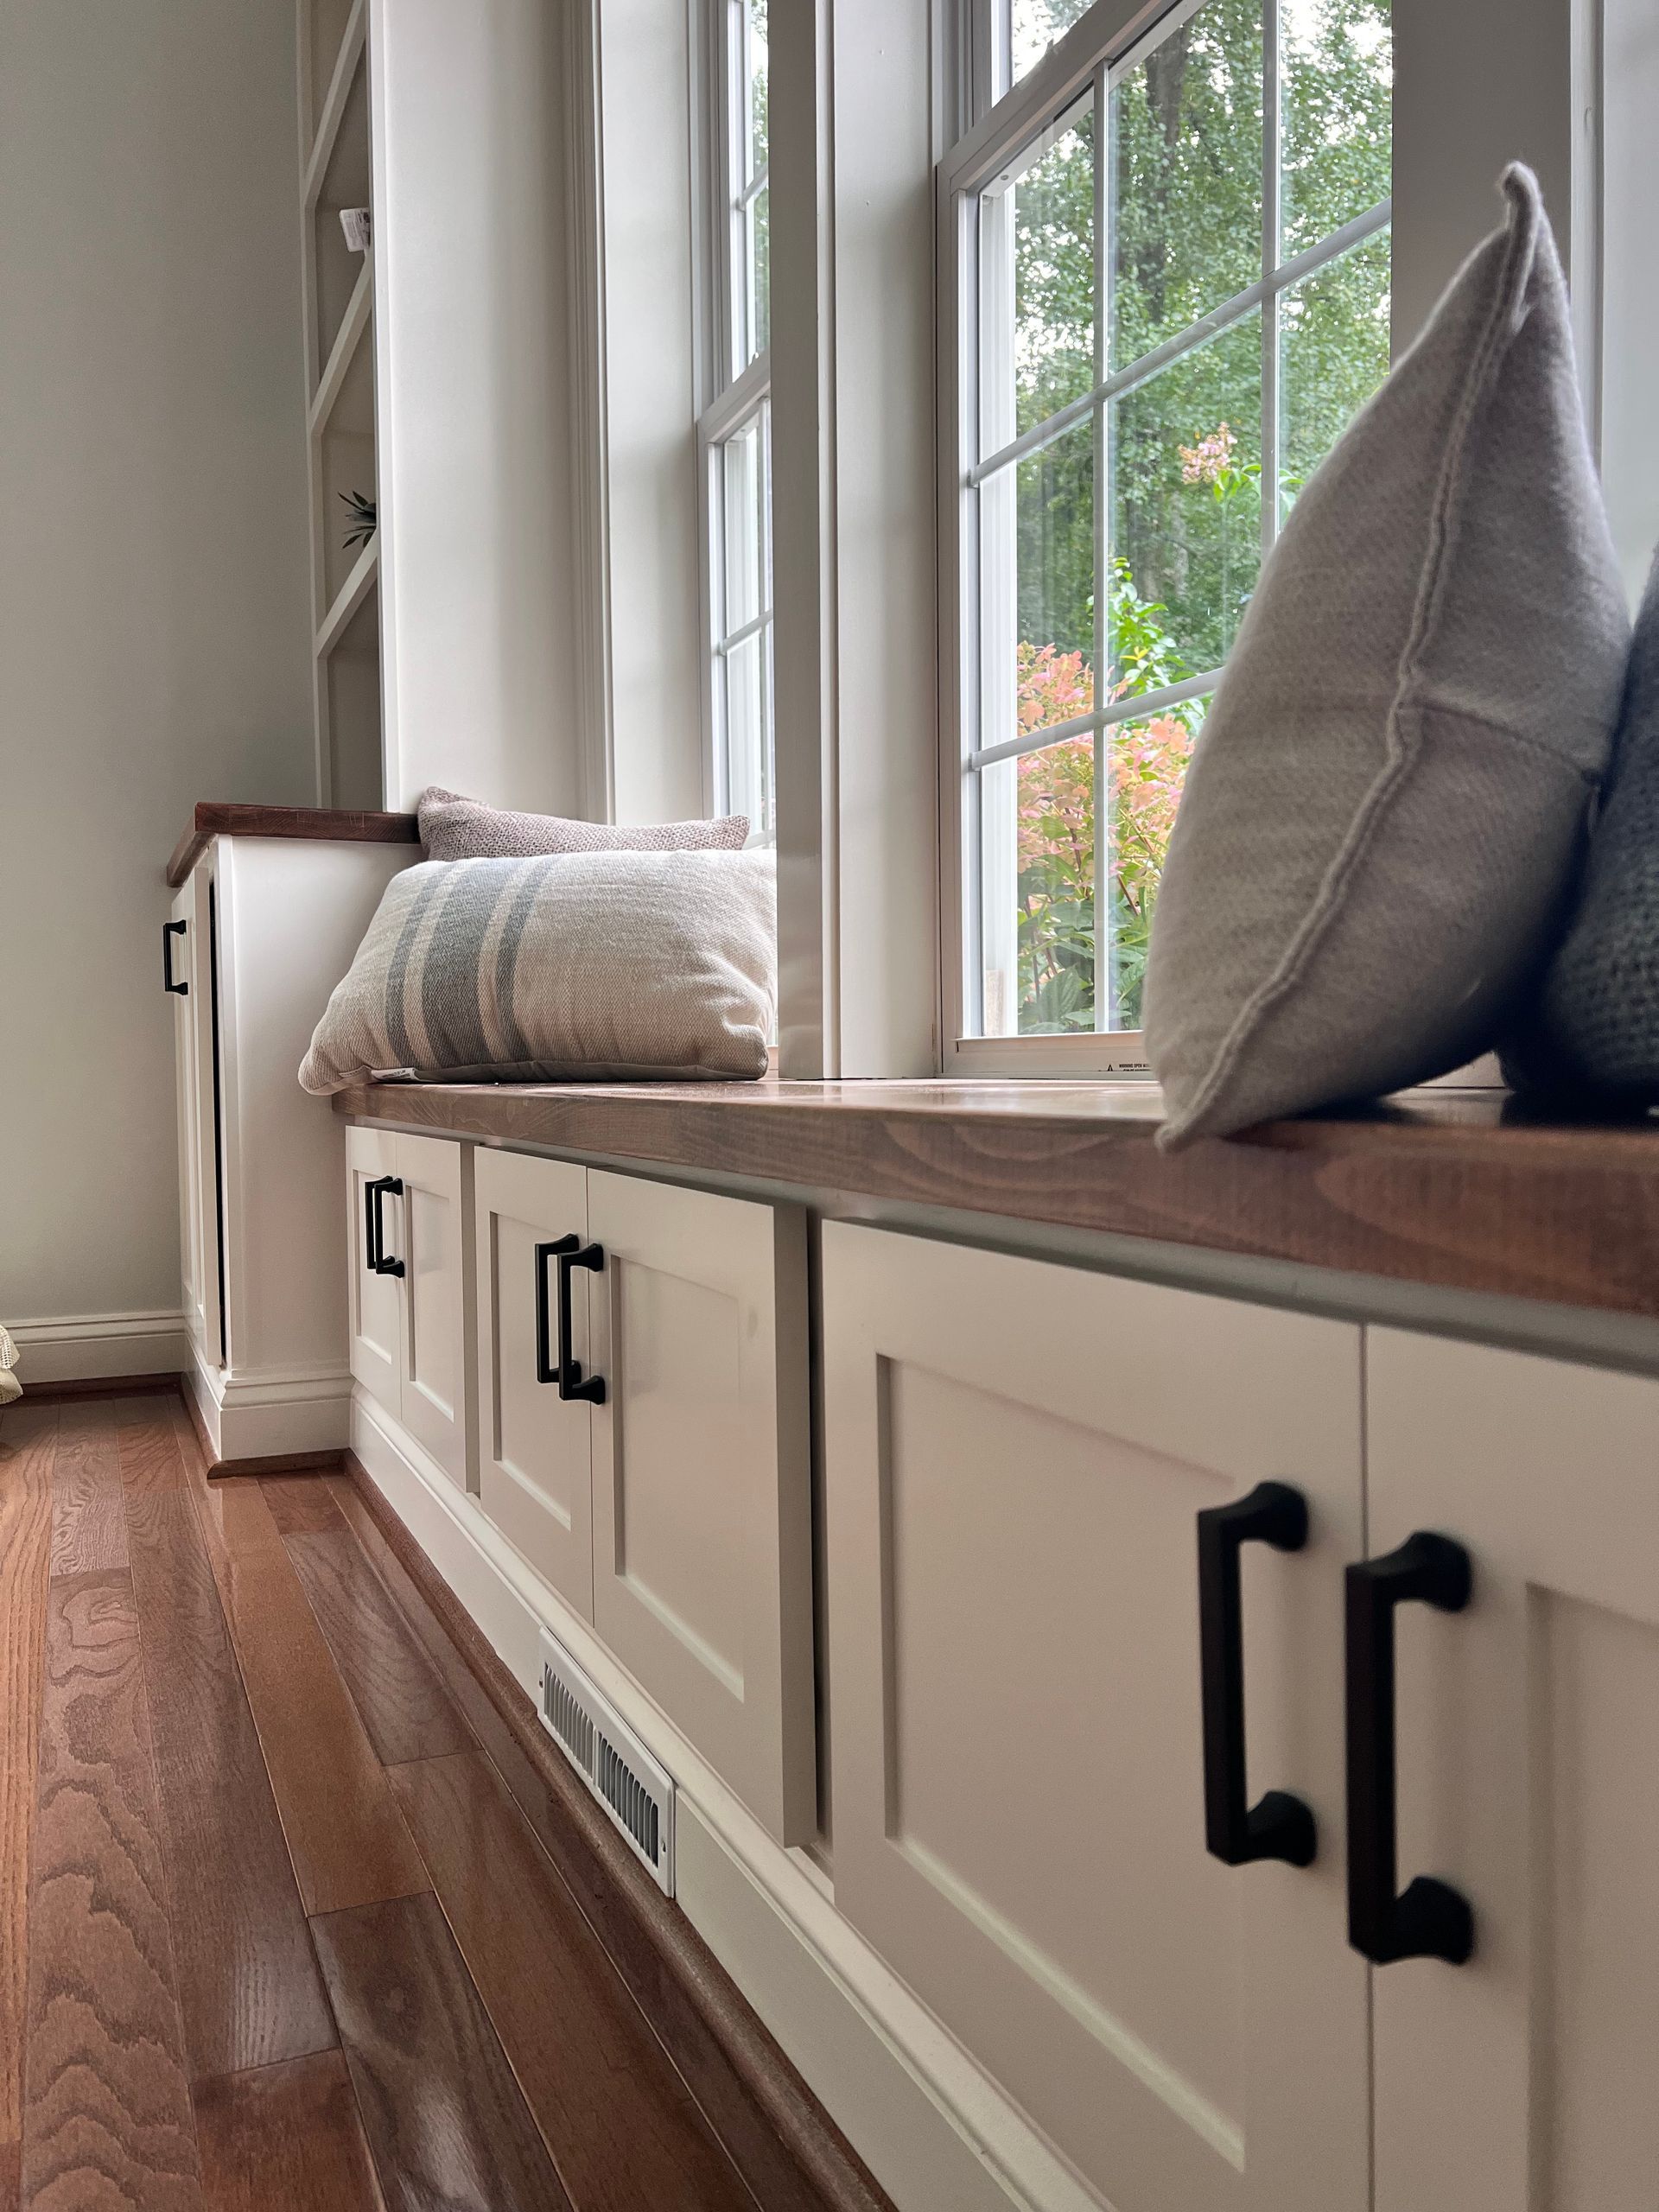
[1504,553,1659,1098]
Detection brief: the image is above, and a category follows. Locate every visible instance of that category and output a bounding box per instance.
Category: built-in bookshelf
[299,0,380,807]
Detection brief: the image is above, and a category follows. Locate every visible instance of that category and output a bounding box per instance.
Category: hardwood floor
[0,1393,766,2212]
[116,1421,336,2079]
[23,1570,201,2210]
[312,1893,573,2212]
[390,1751,748,2212]
[191,2055,383,2212]
[0,1404,54,2188]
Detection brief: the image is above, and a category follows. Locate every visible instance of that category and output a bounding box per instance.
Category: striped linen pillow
[299,849,775,1093]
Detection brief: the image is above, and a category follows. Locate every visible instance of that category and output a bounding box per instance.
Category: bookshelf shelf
[299,0,381,808]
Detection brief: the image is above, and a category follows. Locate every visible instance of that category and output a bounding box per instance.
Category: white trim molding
[565,0,616,826]
[8,1310,190,1385]
[769,0,840,1077]
[352,1382,1107,2212]
[186,1345,353,1464]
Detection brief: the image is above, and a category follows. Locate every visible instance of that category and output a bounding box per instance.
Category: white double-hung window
[698,0,774,845]
[943,0,1394,1067]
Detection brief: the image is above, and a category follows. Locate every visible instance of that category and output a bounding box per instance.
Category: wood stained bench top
[334,1077,1659,1323]
[167,803,420,887]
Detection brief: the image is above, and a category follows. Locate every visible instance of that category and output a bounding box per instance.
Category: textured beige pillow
[418,785,748,861]
[1145,167,1629,1147]
[299,850,776,1092]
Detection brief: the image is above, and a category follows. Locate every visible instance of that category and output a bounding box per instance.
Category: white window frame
[696,0,774,841]
[938,0,1593,1080]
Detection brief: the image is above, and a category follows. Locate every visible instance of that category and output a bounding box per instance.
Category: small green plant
[1014,561,1199,1034]
[339,488,377,551]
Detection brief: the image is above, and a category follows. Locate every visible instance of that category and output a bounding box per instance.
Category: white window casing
[937,0,1601,1078]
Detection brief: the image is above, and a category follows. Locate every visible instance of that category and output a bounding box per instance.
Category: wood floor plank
[282,1529,469,1768]
[326,1471,889,2212]
[391,1752,753,2211]
[116,1411,335,2080]
[259,1478,349,1538]
[0,1404,56,2164]
[321,1479,552,1809]
[193,2054,385,2212]
[311,1893,574,2212]
[21,1570,203,2211]
[177,1451,426,1918]
[116,1407,194,1497]
[49,1401,130,1580]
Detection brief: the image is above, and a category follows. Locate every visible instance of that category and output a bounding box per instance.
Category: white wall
[370,0,584,817]
[0,1,313,1346]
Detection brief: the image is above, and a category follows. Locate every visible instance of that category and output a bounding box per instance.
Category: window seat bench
[332,1077,1659,1334]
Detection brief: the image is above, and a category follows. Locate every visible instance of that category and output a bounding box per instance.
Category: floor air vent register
[537,1629,677,1896]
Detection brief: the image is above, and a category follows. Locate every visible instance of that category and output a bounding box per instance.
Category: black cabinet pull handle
[367,1176,404,1278]
[554,1240,607,1404]
[534,1236,581,1386]
[1345,1531,1474,1966]
[162,919,188,995]
[1197,1481,1317,1868]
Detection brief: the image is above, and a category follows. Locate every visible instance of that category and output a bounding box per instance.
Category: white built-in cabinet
[334,1128,1659,2207]
[327,1107,1659,2209]
[170,834,410,1465]
[471,1150,813,1843]
[168,871,220,1364]
[346,1125,472,1488]
[822,1223,1659,2212]
[365,1138,816,1845]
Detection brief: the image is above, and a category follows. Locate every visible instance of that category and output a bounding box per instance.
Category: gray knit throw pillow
[1504,553,1659,1099]
[1144,168,1629,1147]
[419,785,748,861]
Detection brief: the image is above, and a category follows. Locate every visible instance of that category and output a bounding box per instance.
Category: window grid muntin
[963,0,1392,1039]
[703,0,772,840]
[710,393,775,842]
[727,0,769,376]
[970,196,1389,489]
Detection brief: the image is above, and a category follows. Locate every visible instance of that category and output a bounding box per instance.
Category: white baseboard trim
[350,1388,1103,2212]
[188,1343,353,1463]
[9,1310,189,1385]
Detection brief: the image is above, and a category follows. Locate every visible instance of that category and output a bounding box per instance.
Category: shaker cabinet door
[1366,1331,1659,2212]
[393,1132,472,1489]
[587,1171,814,1845]
[823,1223,1370,2212]
[474,1147,596,1618]
[346,1122,402,1417]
